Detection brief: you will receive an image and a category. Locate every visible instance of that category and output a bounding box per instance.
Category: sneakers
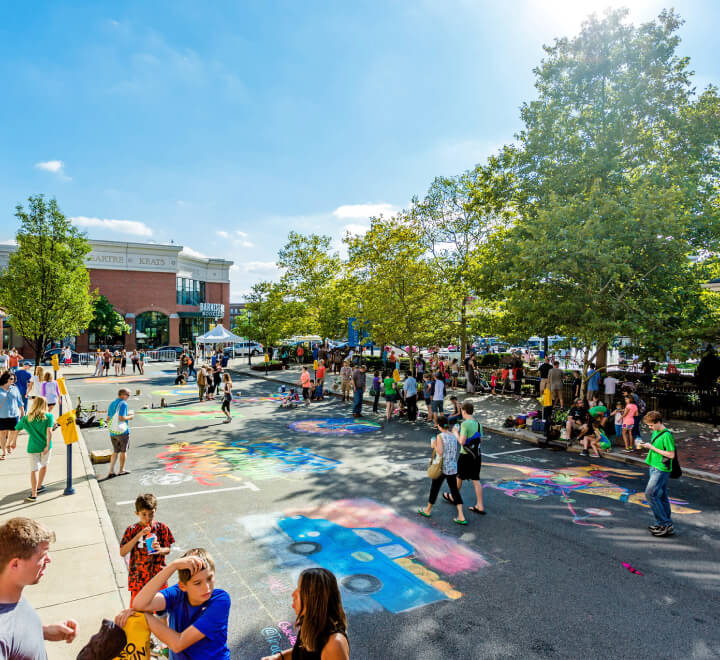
[580,449,589,456]
[648,524,662,532]
[25,495,37,502]
[651,524,674,537]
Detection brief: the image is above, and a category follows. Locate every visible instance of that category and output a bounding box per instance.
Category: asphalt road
[66,364,720,660]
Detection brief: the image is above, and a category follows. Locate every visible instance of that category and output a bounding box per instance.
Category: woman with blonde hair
[29,366,45,401]
[16,395,53,502]
[262,567,349,660]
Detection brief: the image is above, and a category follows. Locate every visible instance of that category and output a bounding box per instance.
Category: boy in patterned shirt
[120,493,175,606]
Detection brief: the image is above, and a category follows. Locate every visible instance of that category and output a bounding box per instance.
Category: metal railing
[144,350,178,362]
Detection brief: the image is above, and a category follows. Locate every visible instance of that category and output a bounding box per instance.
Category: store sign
[200,303,225,318]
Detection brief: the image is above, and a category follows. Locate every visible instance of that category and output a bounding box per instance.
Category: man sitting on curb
[0,517,78,656]
[564,398,589,443]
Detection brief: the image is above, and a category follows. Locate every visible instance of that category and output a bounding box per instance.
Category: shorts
[622,423,634,430]
[550,385,562,392]
[302,387,310,400]
[431,400,444,413]
[0,417,18,431]
[457,443,482,481]
[341,382,352,393]
[385,393,397,403]
[28,449,52,471]
[110,432,130,453]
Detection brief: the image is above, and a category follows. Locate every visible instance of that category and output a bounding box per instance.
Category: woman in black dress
[262,568,349,660]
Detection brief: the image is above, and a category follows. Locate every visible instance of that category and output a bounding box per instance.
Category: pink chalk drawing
[284,498,489,576]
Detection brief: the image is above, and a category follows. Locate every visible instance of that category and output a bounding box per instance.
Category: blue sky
[1,1,718,298]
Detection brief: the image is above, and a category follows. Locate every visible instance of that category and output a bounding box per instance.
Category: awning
[195,324,244,344]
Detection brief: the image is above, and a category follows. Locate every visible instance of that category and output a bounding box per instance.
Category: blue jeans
[645,467,672,526]
[353,388,364,415]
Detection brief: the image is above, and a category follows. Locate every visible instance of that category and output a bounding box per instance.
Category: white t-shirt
[433,379,445,401]
[0,354,8,369]
[603,376,618,395]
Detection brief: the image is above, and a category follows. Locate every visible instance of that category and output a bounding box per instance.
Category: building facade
[228,302,248,330]
[0,239,233,351]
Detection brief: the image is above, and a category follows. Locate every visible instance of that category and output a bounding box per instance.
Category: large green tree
[88,295,130,347]
[233,281,303,349]
[277,232,346,339]
[413,164,515,362]
[477,9,720,389]
[0,195,95,363]
[345,214,448,366]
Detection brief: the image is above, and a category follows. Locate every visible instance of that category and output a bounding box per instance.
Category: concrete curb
[65,389,129,608]
[233,366,720,486]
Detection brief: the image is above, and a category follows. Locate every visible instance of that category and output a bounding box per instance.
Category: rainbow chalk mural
[154,437,341,486]
[483,462,700,527]
[137,401,245,423]
[240,498,489,614]
[288,418,383,435]
[151,385,199,396]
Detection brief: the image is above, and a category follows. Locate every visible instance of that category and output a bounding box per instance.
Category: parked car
[224,341,263,357]
[42,348,80,365]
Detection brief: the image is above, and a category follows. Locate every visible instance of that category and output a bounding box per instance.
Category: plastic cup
[145,534,157,554]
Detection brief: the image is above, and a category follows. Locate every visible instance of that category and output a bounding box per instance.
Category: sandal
[416,508,431,518]
[468,506,486,515]
[453,518,468,525]
[442,492,456,505]
[118,471,131,476]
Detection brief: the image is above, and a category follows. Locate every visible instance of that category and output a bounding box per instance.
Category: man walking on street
[0,518,78,655]
[403,370,418,422]
[352,365,366,417]
[106,388,134,479]
[340,360,353,403]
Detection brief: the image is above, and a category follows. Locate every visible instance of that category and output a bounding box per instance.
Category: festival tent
[195,324,244,345]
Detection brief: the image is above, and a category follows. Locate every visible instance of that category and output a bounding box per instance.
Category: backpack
[636,397,647,416]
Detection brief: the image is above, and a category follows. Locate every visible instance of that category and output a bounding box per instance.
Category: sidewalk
[233,363,720,485]
[0,383,127,659]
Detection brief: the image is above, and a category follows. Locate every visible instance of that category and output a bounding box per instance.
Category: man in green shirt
[445,402,485,514]
[639,410,676,537]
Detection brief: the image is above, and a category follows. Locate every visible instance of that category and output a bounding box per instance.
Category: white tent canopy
[195,324,244,345]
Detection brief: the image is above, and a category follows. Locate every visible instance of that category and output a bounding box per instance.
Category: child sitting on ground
[116,548,231,659]
[120,494,175,607]
[280,388,300,408]
[447,396,462,426]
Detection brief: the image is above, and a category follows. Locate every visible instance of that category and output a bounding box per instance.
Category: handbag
[108,408,128,435]
[427,449,443,479]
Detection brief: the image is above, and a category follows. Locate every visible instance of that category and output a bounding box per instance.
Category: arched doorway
[135,311,169,349]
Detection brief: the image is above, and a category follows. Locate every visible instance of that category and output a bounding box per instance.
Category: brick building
[0,239,232,351]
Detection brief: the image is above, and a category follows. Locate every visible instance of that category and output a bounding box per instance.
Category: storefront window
[176,278,206,306]
[135,311,169,348]
[179,317,209,345]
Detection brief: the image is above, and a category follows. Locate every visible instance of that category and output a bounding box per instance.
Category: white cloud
[216,230,230,239]
[235,230,248,238]
[333,203,396,219]
[242,261,279,274]
[180,246,209,259]
[217,229,253,247]
[35,160,71,180]
[71,216,153,236]
[0,239,17,246]
[343,223,370,237]
[239,240,254,248]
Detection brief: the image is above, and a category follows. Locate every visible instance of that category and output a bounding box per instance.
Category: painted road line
[484,447,541,458]
[116,482,260,506]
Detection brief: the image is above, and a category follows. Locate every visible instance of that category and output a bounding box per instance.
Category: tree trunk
[595,342,608,372]
[460,300,467,366]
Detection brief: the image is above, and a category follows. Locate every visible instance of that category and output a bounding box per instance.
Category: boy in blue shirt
[117,548,231,659]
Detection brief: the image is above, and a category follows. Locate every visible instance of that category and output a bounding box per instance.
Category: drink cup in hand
[145,534,157,554]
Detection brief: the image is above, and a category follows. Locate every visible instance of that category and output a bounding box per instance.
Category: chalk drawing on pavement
[288,418,383,435]
[85,375,149,384]
[239,498,489,614]
[483,462,700,528]
[137,401,245,423]
[155,437,341,486]
[138,469,195,487]
[151,385,199,396]
[235,393,286,403]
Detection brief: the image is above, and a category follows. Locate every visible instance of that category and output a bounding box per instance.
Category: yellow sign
[57,410,79,445]
[51,354,59,370]
[313,359,318,370]
[57,377,67,396]
[113,612,151,660]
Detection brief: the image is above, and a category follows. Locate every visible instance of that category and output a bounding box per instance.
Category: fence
[145,350,179,362]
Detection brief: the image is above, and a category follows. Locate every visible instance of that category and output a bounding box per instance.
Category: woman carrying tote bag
[417,415,467,525]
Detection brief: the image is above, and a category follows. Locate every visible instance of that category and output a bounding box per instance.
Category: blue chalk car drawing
[277,515,447,613]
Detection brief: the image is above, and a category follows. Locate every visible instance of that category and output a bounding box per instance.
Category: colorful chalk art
[84,375,149,384]
[288,418,383,435]
[151,385,199,396]
[483,462,700,528]
[240,498,489,614]
[153,437,341,486]
[136,401,245,423]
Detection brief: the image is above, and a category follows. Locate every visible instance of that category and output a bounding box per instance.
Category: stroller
[475,373,492,393]
[280,389,300,408]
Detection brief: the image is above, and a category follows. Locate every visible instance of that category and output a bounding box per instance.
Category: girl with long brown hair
[262,568,349,660]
